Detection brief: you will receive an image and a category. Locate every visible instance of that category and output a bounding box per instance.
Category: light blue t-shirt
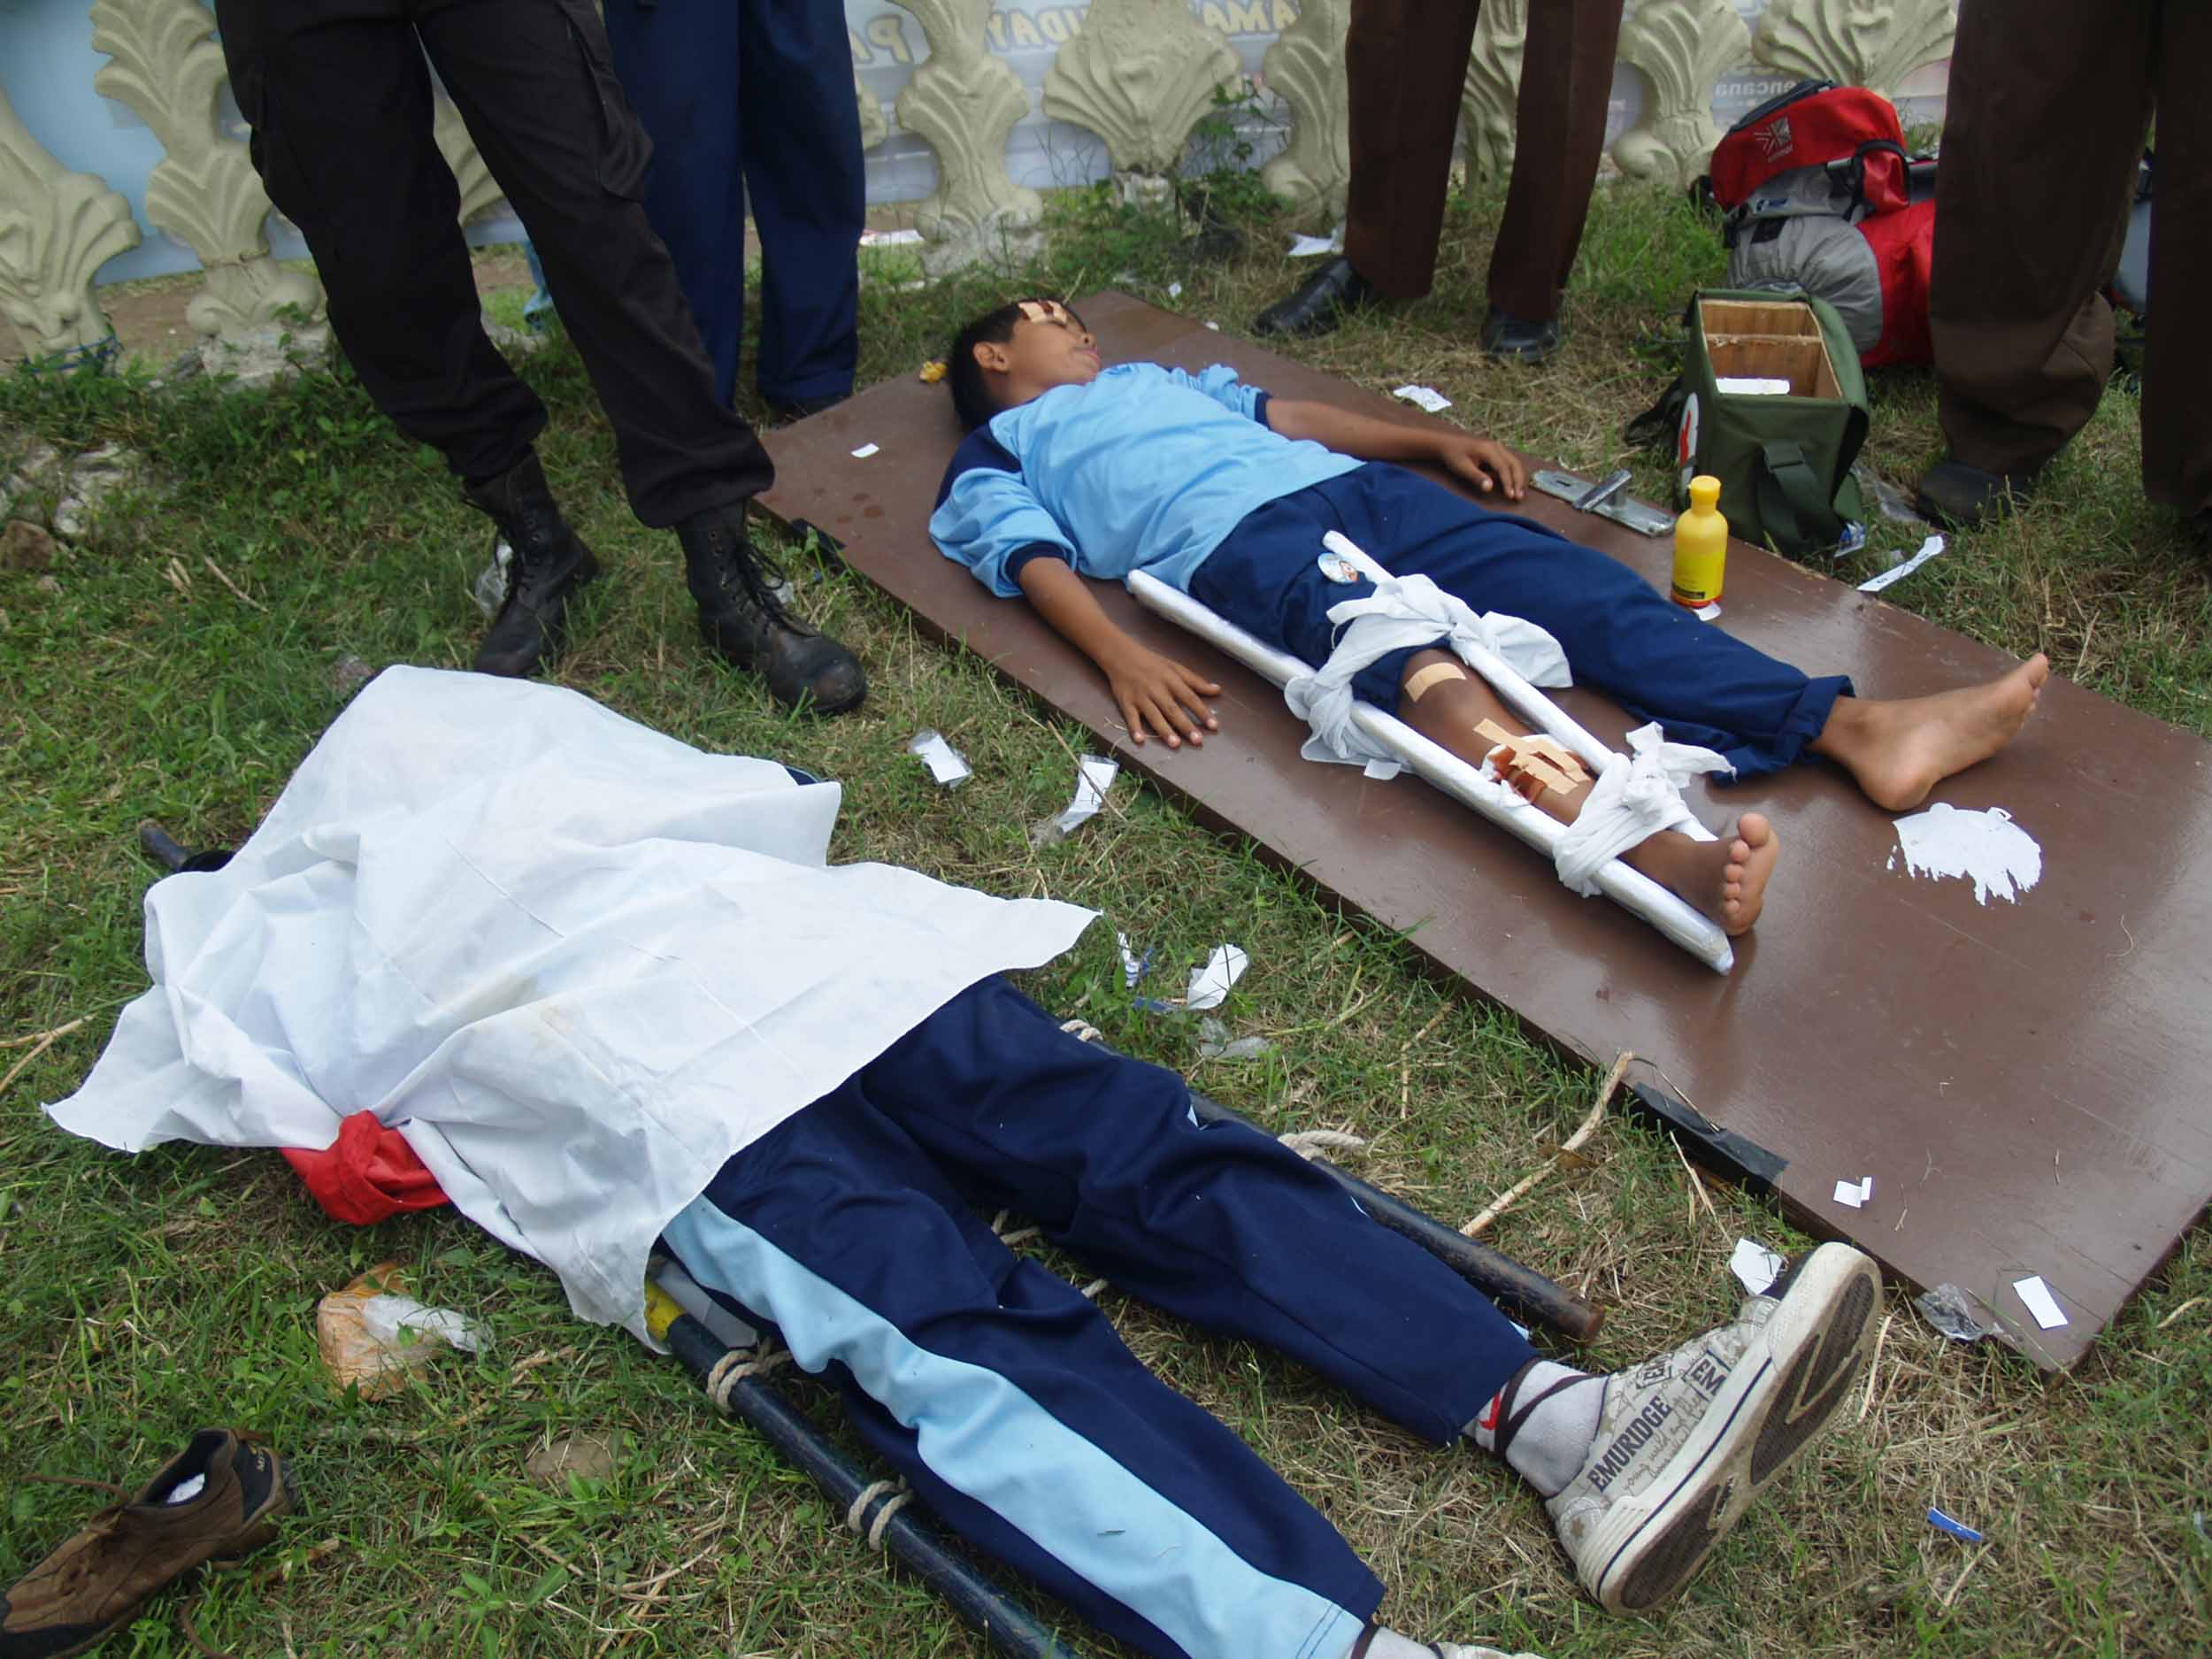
[928,361,1362,598]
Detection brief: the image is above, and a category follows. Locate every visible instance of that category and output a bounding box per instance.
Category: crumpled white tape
[1552,723,1733,895]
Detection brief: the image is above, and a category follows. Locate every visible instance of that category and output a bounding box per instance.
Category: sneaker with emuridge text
[1,1429,295,1658]
[1545,1240,1881,1615]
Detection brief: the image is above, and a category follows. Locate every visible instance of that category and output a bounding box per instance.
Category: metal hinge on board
[1532,468,1676,537]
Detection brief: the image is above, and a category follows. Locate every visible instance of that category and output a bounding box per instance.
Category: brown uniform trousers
[1930,0,2210,513]
[1343,0,1624,319]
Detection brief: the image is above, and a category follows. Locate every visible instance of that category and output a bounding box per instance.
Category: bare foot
[1817,655,2051,811]
[1627,813,1781,936]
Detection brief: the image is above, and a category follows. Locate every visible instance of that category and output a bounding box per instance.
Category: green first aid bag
[1627,289,1868,556]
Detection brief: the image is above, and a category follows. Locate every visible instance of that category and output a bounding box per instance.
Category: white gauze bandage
[1550,723,1734,895]
[1282,543,1570,780]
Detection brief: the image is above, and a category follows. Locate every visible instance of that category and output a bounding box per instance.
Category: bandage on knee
[1475,718,1590,798]
[1403,661,1469,703]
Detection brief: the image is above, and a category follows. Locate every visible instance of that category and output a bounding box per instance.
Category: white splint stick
[1126,570,1735,973]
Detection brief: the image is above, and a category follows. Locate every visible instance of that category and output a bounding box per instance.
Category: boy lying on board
[928,299,2050,935]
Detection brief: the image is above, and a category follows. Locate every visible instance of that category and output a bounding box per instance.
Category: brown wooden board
[759,292,2212,1369]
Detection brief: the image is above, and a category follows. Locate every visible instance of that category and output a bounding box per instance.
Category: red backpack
[1703,81,1937,369]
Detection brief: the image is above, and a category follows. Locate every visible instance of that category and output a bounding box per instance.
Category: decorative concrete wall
[0,0,1957,362]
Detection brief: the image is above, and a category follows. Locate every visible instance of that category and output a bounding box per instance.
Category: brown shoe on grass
[2,1430,295,1658]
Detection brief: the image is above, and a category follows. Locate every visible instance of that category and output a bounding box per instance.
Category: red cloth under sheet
[280,1111,449,1224]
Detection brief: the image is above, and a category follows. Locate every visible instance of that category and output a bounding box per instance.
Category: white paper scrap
[1167,280,1184,299]
[1392,384,1453,414]
[1203,320,1221,332]
[1890,803,2042,905]
[906,729,972,787]
[1717,376,1792,396]
[1056,756,1119,835]
[859,227,925,247]
[2014,1275,2068,1330]
[1730,1238,1786,1296]
[1858,534,1947,593]
[1833,1175,1873,1209]
[1117,931,1147,988]
[1287,228,1344,257]
[1185,944,1249,1011]
[850,442,880,459]
[165,1472,207,1505]
[1694,602,1723,621]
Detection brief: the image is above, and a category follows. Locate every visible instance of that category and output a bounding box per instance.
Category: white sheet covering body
[46,669,1096,1342]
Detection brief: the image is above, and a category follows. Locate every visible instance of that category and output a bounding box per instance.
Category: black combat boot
[461,452,601,678]
[676,503,866,714]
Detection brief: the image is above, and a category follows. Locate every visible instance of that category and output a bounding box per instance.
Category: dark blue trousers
[1191,464,1853,780]
[602,0,863,408]
[662,975,1533,1659]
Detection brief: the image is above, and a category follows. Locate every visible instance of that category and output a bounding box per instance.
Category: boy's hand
[1435,434,1527,502]
[1102,644,1222,749]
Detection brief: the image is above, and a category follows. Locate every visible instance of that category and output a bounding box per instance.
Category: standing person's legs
[1483,0,1624,356]
[211,0,547,488]
[2144,3,2212,523]
[663,1067,1385,1659]
[416,0,865,710]
[600,0,749,410]
[411,0,770,526]
[739,0,864,411]
[1923,0,2155,523]
[1342,0,1486,299]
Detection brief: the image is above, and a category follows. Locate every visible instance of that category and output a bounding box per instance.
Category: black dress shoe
[1914,457,2037,530]
[1252,256,1379,339]
[1479,306,1562,365]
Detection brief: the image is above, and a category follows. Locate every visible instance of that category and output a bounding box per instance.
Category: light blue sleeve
[929,466,1080,599]
[1164,363,1268,423]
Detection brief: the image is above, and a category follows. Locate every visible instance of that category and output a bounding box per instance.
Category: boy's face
[974,301,1100,400]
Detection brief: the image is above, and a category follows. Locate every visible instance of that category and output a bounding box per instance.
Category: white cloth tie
[1282,538,1570,780]
[1550,723,1734,895]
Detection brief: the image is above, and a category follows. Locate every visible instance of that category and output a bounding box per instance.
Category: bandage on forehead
[1404,661,1469,702]
[1017,299,1083,329]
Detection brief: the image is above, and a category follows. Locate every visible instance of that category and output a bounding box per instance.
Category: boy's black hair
[947,301,1030,432]
[946,298,1087,431]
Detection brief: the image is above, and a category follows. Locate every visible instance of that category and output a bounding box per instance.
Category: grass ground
[2,173,2208,1659]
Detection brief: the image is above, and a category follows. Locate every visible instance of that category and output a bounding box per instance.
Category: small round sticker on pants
[1317,549,1361,583]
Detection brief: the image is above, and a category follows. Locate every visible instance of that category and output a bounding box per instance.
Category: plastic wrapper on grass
[317,1263,488,1399]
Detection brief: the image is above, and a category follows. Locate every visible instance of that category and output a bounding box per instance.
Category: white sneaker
[1544,1240,1882,1614]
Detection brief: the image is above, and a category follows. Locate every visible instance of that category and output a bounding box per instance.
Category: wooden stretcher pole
[649,1287,1086,1659]
[1181,1090,1605,1343]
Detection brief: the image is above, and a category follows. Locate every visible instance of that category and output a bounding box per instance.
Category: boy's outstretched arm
[1264,399,1529,502]
[1018,557,1221,749]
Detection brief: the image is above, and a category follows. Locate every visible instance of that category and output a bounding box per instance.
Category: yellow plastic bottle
[1671,474,1727,608]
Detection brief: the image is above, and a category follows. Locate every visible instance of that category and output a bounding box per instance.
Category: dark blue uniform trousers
[602,0,864,409]
[662,975,1535,1659]
[1192,464,1854,780]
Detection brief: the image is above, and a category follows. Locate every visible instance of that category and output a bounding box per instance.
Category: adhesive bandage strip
[1125,570,1733,972]
[1404,661,1469,703]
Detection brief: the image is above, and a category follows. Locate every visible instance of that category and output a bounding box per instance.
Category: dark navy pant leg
[602,0,749,408]
[852,976,1534,1440]
[1196,465,1850,780]
[738,0,864,403]
[666,1067,1379,1659]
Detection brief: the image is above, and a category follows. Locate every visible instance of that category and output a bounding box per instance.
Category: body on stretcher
[1126,546,1737,973]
